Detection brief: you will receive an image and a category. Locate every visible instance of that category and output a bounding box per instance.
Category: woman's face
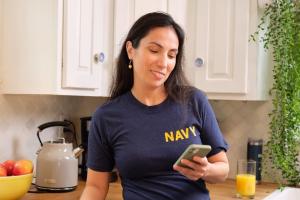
[127,26,179,90]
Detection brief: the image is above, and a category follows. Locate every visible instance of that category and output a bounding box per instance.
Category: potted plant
[252,0,300,186]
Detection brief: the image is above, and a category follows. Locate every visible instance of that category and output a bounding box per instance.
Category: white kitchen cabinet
[113,0,272,100]
[184,0,272,100]
[113,0,187,60]
[0,0,113,96]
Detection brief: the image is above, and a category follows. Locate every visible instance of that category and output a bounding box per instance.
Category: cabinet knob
[194,58,204,67]
[94,52,105,64]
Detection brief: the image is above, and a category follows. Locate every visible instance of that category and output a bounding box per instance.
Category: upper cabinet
[113,0,187,60]
[0,0,272,99]
[114,0,272,100]
[184,0,272,100]
[114,0,167,60]
[0,0,113,96]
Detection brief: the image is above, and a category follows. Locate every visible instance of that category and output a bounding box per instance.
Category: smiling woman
[80,12,229,200]
[126,27,178,102]
[126,26,178,105]
[110,12,190,104]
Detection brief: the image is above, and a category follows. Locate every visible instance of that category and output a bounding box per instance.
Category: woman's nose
[157,54,168,68]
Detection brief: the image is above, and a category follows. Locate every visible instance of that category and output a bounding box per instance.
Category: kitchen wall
[0,94,105,170]
[0,94,272,180]
[210,100,272,180]
[0,0,276,182]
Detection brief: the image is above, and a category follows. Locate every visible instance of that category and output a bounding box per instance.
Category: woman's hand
[173,156,211,181]
[173,151,229,183]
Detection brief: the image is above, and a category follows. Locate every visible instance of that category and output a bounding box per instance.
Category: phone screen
[174,144,211,168]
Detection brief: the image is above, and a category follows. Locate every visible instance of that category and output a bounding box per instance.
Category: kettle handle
[37,121,72,146]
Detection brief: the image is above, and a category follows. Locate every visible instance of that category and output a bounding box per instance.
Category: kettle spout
[73,147,84,158]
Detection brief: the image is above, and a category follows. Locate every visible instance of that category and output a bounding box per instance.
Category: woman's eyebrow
[148,41,178,52]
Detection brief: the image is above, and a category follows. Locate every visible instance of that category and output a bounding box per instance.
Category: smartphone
[174,144,212,168]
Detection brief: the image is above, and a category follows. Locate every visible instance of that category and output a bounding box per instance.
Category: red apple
[12,159,33,176]
[2,160,15,176]
[0,164,7,176]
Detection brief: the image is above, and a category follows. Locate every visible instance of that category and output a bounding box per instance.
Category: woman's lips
[151,70,165,79]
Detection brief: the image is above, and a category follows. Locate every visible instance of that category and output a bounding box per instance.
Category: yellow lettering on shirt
[164,126,198,142]
[165,131,174,142]
[175,130,184,141]
[189,126,196,136]
[181,128,189,139]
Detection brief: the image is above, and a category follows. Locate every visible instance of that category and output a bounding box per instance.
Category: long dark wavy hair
[110,12,192,104]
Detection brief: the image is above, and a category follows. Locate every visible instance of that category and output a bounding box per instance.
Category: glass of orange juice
[236,159,256,199]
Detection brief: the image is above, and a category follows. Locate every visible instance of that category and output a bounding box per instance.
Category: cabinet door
[190,0,250,94]
[62,0,102,89]
[114,0,168,59]
[0,0,113,96]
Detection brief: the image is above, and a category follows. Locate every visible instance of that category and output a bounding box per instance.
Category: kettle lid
[42,138,73,147]
[37,121,75,147]
[47,137,67,144]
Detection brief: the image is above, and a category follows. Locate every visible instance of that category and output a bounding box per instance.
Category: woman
[80,12,229,200]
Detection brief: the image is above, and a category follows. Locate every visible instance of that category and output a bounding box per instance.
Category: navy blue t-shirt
[87,88,228,200]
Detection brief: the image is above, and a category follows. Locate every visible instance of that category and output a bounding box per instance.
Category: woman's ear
[126,41,134,59]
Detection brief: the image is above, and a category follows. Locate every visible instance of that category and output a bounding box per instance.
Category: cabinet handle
[194,58,204,67]
[94,52,105,64]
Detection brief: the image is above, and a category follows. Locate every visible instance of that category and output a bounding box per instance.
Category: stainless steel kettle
[35,121,83,191]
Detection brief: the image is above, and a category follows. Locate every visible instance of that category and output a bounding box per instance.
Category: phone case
[174,144,212,167]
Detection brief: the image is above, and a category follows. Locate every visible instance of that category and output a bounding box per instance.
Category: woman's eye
[168,54,176,59]
[150,49,158,53]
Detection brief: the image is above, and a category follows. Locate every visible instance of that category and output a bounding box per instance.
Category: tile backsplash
[210,100,272,180]
[0,94,272,180]
[0,94,75,162]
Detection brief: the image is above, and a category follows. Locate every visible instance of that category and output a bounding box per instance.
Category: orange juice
[236,174,256,197]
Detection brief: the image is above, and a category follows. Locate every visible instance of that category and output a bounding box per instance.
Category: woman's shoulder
[188,86,208,101]
[93,92,129,118]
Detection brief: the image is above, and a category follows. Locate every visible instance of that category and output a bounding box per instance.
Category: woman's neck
[131,85,167,106]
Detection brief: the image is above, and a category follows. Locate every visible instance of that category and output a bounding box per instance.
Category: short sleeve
[194,90,228,157]
[86,109,115,172]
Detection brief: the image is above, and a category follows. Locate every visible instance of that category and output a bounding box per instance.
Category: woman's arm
[202,151,229,183]
[173,151,229,183]
[80,169,110,200]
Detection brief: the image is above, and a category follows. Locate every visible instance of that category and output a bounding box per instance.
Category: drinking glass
[236,159,256,199]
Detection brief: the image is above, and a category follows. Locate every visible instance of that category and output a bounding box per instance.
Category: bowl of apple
[0,159,34,200]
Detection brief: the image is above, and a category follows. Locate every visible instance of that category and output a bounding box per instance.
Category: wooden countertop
[22,179,277,200]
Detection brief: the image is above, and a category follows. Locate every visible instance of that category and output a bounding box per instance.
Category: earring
[128,60,132,69]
